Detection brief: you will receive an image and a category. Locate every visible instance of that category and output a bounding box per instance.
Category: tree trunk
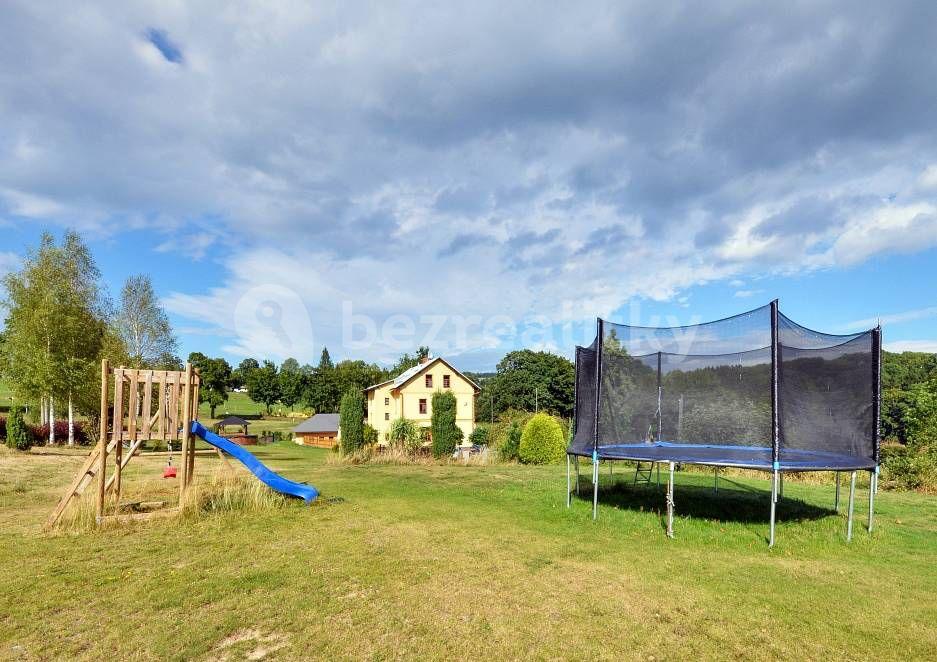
[41,397,47,425]
[49,398,55,445]
[68,393,75,446]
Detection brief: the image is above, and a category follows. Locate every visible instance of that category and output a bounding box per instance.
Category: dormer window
[425,374,433,388]
[443,374,450,388]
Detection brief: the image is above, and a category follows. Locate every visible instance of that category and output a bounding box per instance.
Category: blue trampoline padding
[191,421,319,502]
[569,441,874,472]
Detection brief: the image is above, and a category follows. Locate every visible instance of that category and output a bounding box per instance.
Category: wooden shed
[293,413,340,448]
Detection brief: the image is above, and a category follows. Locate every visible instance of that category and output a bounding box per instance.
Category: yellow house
[365,357,480,446]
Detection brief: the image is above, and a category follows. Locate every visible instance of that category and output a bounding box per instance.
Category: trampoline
[566,300,881,546]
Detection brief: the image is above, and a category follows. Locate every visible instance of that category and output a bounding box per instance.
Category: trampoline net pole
[666,462,675,538]
[566,454,571,508]
[835,472,841,512]
[769,471,777,547]
[592,457,599,521]
[847,470,857,541]
[868,470,876,533]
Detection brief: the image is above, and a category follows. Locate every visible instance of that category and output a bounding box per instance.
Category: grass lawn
[1,445,936,660]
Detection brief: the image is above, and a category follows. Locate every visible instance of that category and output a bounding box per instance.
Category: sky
[1,1,936,371]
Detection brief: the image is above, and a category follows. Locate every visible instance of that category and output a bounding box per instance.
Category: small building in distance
[293,413,340,448]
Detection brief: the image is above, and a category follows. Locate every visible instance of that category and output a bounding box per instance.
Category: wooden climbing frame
[46,360,201,528]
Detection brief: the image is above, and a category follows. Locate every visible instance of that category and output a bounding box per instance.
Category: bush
[363,423,379,447]
[6,406,32,451]
[500,421,522,462]
[431,391,461,458]
[468,425,489,447]
[32,421,89,446]
[339,389,365,454]
[487,409,534,451]
[389,417,420,452]
[881,442,937,492]
[519,413,566,464]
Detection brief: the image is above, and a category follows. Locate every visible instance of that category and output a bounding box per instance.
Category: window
[385,412,390,421]
[419,398,427,414]
[384,397,389,406]
[443,374,450,388]
[425,374,433,388]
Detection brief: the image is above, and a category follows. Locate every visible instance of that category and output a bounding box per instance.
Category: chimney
[420,355,431,364]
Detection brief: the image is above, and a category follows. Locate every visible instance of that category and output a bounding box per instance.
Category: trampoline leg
[835,472,841,512]
[867,470,876,533]
[666,462,675,539]
[574,456,580,496]
[779,473,784,500]
[713,468,718,495]
[769,470,777,548]
[847,471,857,542]
[592,459,599,521]
[566,455,571,508]
[656,462,660,488]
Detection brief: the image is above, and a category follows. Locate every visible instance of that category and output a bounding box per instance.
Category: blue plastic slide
[190,421,319,503]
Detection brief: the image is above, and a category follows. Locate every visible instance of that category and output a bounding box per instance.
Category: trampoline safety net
[569,302,880,472]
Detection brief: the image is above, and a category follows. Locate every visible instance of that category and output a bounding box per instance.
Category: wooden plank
[141,371,153,439]
[113,368,124,444]
[101,507,180,525]
[169,372,179,440]
[96,360,111,523]
[179,363,194,496]
[157,379,167,441]
[127,371,138,443]
[104,435,146,494]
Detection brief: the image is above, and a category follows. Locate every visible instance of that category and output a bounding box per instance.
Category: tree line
[1,232,179,445]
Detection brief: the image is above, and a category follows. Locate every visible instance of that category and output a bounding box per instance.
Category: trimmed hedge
[6,406,32,451]
[339,389,366,454]
[519,413,565,464]
[431,391,461,458]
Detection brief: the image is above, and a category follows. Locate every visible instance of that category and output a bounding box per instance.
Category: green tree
[231,358,259,390]
[188,353,232,418]
[339,388,365,453]
[303,347,339,413]
[519,413,565,464]
[279,358,306,410]
[114,274,177,368]
[1,231,109,445]
[480,350,574,420]
[247,360,280,414]
[6,405,32,451]
[431,390,461,458]
[334,359,385,396]
[501,420,522,461]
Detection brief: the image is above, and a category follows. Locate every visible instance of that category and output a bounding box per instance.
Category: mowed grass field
[1,443,935,660]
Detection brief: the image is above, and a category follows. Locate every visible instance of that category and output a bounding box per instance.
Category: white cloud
[844,306,937,331]
[2,2,937,362]
[917,165,937,191]
[885,340,937,354]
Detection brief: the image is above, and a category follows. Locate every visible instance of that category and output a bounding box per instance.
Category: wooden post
[95,359,109,524]
[180,363,194,497]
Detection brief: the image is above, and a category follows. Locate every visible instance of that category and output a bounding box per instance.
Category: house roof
[216,415,250,428]
[364,357,480,393]
[293,413,340,433]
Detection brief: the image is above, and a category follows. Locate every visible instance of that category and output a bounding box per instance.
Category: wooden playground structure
[46,360,203,528]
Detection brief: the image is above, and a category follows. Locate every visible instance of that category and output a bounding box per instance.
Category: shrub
[339,389,365,454]
[500,421,522,462]
[389,417,419,452]
[363,423,379,447]
[881,442,937,492]
[6,406,32,451]
[488,409,534,451]
[519,413,566,464]
[431,391,461,458]
[32,421,89,446]
[468,425,489,447]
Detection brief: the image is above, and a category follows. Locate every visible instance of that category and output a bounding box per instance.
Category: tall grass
[326,445,496,466]
[180,474,289,517]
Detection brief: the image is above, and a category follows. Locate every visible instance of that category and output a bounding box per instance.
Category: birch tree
[114,274,177,368]
[1,231,108,444]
